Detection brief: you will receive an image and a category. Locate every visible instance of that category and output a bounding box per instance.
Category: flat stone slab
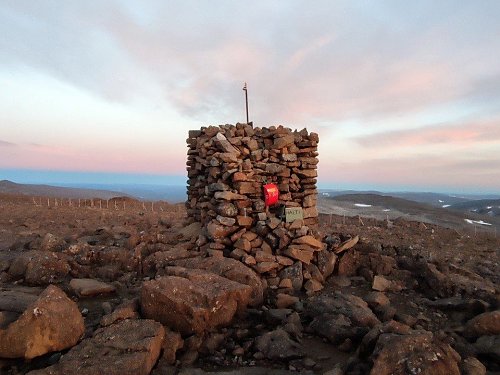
[27,319,165,375]
[69,278,116,297]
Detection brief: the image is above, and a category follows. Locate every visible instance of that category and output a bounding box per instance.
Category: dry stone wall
[186,123,334,292]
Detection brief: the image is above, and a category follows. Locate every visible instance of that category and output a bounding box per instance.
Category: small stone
[70,278,116,297]
[279,278,293,289]
[216,215,236,226]
[276,293,299,309]
[304,279,323,294]
[372,275,392,292]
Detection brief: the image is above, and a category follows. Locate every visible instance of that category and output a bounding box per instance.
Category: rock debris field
[0,191,499,375]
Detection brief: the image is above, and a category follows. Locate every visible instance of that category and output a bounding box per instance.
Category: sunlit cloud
[353,119,500,148]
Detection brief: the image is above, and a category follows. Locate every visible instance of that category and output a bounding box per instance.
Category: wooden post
[106,199,109,209]
[151,202,154,212]
[47,198,50,207]
[99,200,102,209]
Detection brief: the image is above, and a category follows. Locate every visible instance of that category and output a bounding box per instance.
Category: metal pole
[243,82,249,124]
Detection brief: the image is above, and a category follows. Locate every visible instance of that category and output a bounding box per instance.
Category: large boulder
[305,292,380,344]
[370,332,461,375]
[0,285,84,359]
[306,292,380,328]
[464,310,500,339]
[141,267,252,334]
[142,247,196,275]
[172,256,264,306]
[28,319,165,375]
[8,251,70,285]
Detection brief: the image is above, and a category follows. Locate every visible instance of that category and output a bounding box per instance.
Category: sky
[1,1,500,194]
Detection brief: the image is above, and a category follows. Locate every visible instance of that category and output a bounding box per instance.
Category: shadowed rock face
[141,267,252,335]
[27,319,165,375]
[0,285,84,359]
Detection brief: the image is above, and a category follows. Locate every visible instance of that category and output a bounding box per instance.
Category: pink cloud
[354,119,500,148]
[0,142,186,175]
[319,154,500,191]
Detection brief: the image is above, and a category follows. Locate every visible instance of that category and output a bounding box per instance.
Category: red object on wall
[263,183,279,206]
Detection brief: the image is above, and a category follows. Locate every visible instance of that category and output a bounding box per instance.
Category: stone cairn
[186,123,336,293]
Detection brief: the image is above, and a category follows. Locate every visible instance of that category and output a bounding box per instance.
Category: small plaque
[285,207,303,223]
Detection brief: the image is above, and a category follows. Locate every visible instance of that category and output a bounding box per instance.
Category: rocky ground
[0,193,499,375]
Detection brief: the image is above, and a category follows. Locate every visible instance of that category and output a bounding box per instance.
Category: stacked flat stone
[186,123,335,292]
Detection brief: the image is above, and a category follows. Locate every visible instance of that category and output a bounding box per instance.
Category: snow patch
[354,203,372,208]
[383,209,391,212]
[465,219,492,226]
[438,200,444,203]
[442,205,451,208]
[486,206,492,209]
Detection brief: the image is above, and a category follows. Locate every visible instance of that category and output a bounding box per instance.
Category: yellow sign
[285,207,303,223]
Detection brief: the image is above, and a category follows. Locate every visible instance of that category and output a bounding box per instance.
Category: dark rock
[27,319,165,375]
[474,335,500,363]
[279,262,303,291]
[461,357,486,375]
[306,292,380,328]
[255,329,302,360]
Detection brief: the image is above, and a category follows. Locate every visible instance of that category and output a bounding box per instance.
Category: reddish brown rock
[464,310,500,338]
[100,299,139,327]
[370,332,461,375]
[0,285,84,359]
[292,235,324,250]
[276,293,299,308]
[69,278,116,297]
[317,251,338,279]
[142,247,195,274]
[334,235,359,254]
[28,319,164,375]
[161,327,184,365]
[8,251,70,285]
[284,246,314,264]
[172,256,264,306]
[254,261,279,273]
[141,268,251,334]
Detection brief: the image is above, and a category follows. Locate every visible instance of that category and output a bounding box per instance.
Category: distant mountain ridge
[0,180,130,200]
